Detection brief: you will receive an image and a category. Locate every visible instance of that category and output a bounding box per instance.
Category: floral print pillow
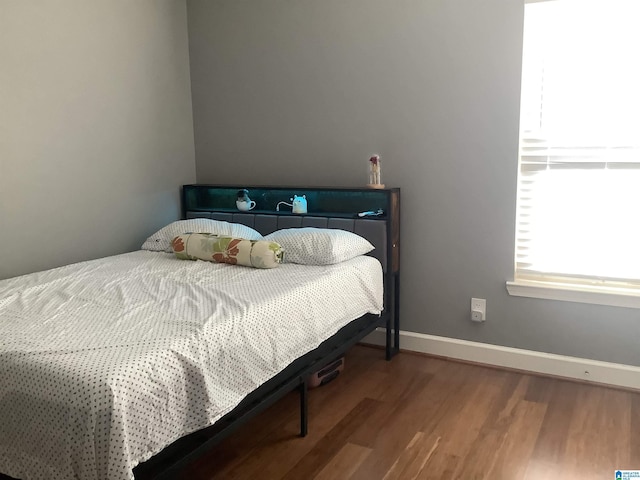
[171,233,283,269]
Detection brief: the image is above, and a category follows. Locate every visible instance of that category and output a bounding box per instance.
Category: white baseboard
[362,329,640,390]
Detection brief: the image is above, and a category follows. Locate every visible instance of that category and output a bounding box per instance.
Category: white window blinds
[515,0,640,291]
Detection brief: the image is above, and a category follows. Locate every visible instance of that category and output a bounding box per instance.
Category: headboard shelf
[185,208,368,219]
[182,184,398,218]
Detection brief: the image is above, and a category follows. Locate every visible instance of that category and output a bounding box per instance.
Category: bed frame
[132,184,400,479]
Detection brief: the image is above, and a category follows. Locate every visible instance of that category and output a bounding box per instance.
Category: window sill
[506,280,640,309]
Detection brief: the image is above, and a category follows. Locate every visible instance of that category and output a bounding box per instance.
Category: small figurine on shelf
[276,195,307,214]
[236,189,256,211]
[367,155,384,189]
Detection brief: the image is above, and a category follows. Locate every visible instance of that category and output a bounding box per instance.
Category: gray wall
[187,0,640,366]
[0,0,196,279]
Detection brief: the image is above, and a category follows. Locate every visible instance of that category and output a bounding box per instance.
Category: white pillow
[264,227,374,265]
[142,218,263,252]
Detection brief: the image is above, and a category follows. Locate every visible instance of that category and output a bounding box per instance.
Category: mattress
[0,251,383,480]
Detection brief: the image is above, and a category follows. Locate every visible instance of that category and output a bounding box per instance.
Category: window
[507,0,640,307]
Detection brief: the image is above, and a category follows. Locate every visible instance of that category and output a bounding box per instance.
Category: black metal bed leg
[385,315,392,361]
[385,272,400,361]
[394,272,400,354]
[299,380,308,437]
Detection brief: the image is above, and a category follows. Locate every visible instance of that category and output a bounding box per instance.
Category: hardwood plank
[382,431,441,480]
[416,369,513,479]
[352,363,475,480]
[349,362,469,479]
[451,375,532,478]
[348,369,434,449]
[632,394,640,466]
[347,386,438,477]
[524,374,555,404]
[524,378,580,479]
[281,398,381,480]
[560,386,631,478]
[484,399,547,478]
[313,443,371,480]
[418,453,460,480]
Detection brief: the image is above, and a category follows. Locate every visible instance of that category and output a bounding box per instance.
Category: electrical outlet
[470,298,486,322]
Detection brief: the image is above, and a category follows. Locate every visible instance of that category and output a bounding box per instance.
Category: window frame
[507,0,640,309]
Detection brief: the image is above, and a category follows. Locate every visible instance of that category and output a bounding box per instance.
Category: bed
[0,185,400,480]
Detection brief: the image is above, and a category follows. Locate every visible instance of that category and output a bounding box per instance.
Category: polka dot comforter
[0,250,383,480]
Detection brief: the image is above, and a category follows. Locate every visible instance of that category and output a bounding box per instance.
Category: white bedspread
[0,251,383,480]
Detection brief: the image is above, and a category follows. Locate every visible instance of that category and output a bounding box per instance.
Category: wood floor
[181,345,640,480]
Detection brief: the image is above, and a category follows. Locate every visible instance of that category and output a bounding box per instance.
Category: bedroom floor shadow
[171,345,640,479]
